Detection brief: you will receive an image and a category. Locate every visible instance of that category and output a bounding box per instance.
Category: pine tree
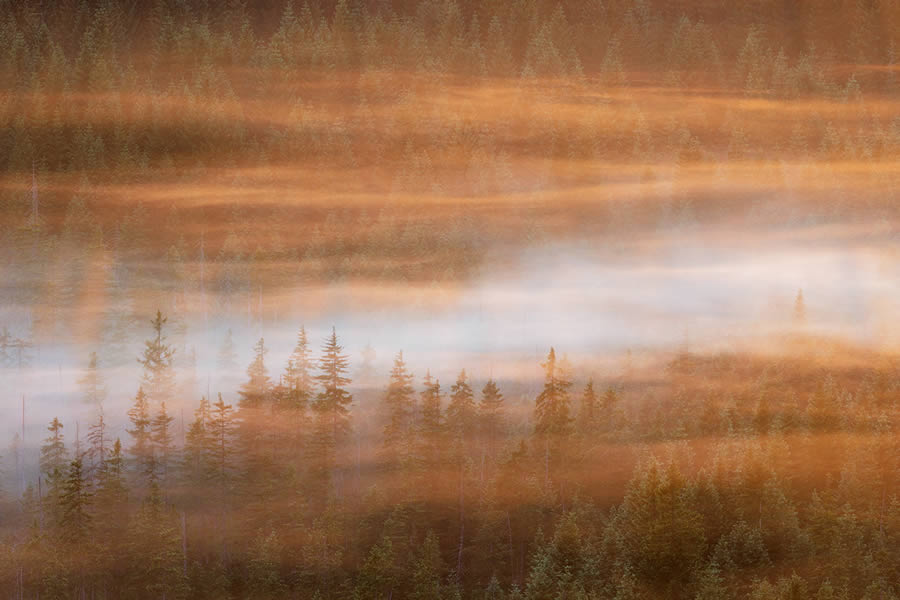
[479,379,505,473]
[139,310,176,405]
[247,530,287,598]
[124,484,189,600]
[359,533,398,599]
[239,337,271,412]
[286,326,314,400]
[417,372,444,490]
[127,387,155,485]
[207,393,236,559]
[237,338,275,527]
[445,369,476,579]
[410,531,444,600]
[281,327,313,463]
[311,327,353,499]
[207,393,236,493]
[151,401,176,490]
[58,456,91,544]
[446,369,476,446]
[94,438,130,593]
[183,395,211,484]
[40,417,68,528]
[534,348,573,438]
[381,350,416,472]
[40,417,68,481]
[87,405,110,475]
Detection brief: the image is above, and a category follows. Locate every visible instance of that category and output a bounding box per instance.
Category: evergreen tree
[139,310,176,405]
[410,531,445,600]
[183,395,211,484]
[239,337,271,412]
[285,326,314,400]
[151,401,176,490]
[87,405,110,475]
[124,484,189,600]
[247,530,287,598]
[534,348,573,485]
[127,387,155,485]
[534,348,573,438]
[280,326,313,463]
[40,417,68,529]
[40,417,68,481]
[207,393,236,494]
[95,438,129,525]
[58,456,91,544]
[311,327,353,498]
[446,369,476,446]
[419,371,444,455]
[380,350,416,472]
[479,378,505,475]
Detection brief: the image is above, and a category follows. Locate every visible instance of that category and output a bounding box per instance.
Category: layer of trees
[0,313,898,598]
[2,0,899,339]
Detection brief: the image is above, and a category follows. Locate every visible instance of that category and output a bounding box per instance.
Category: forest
[1,313,899,599]
[1,0,899,598]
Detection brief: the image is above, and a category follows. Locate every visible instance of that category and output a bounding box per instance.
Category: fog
[4,224,897,448]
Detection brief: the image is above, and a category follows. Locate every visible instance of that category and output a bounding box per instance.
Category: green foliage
[613,458,706,585]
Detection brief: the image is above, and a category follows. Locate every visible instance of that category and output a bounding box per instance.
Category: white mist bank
[1,231,897,452]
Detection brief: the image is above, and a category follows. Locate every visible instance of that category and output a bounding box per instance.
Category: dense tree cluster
[0,314,898,598]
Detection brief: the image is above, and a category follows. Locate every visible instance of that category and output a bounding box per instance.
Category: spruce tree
[138,310,176,405]
[87,406,110,476]
[207,393,236,494]
[446,369,476,445]
[311,327,353,498]
[381,350,416,472]
[534,348,573,438]
[127,387,155,485]
[239,337,271,412]
[479,378,505,460]
[237,338,274,526]
[40,417,68,481]
[534,348,573,487]
[151,401,176,490]
[281,327,313,462]
[183,395,211,485]
[40,417,68,527]
[446,369,476,579]
[285,326,314,401]
[124,484,189,600]
[418,372,444,469]
[58,456,91,544]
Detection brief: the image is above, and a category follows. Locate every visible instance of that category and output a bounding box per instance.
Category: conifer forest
[1,1,900,598]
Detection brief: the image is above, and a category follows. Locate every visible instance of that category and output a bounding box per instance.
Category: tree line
[1,312,898,599]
